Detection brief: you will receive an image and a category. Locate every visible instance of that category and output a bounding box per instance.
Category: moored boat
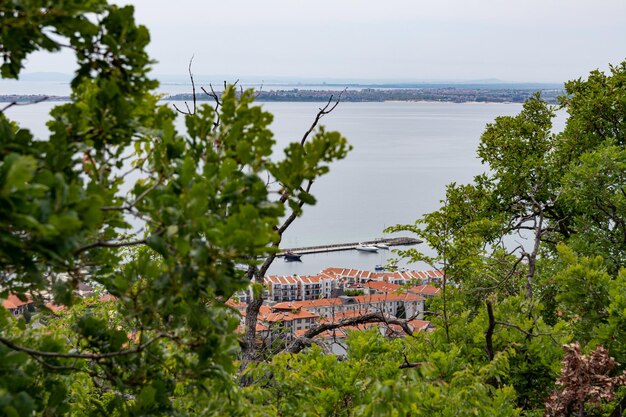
[283,250,302,261]
[355,243,378,253]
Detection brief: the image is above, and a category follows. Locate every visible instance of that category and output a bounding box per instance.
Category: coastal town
[0,84,563,107]
[3,266,442,354]
[231,267,442,352]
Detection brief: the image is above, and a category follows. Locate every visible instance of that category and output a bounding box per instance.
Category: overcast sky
[23,0,626,83]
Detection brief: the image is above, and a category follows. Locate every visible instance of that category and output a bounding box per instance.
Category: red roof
[261,307,319,323]
[99,294,116,302]
[409,285,441,296]
[364,281,402,293]
[226,299,247,310]
[319,267,441,283]
[2,293,32,309]
[265,275,299,285]
[45,303,66,313]
[239,305,271,317]
[352,293,424,303]
[408,319,431,331]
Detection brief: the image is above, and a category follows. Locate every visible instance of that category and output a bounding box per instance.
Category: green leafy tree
[0,1,348,415]
[384,60,626,415]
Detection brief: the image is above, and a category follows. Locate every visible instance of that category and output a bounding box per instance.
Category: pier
[278,237,422,256]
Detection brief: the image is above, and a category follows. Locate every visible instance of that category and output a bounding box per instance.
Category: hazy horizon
[12,0,624,85]
[5,71,566,87]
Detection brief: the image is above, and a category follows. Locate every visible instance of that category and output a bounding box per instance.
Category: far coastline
[0,85,563,105]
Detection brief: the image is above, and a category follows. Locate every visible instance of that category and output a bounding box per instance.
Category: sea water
[2,97,566,275]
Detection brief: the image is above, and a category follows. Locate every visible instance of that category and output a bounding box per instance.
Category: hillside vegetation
[1,1,626,416]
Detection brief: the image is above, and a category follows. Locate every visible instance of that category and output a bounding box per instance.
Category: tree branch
[0,95,49,114]
[300,88,346,146]
[0,332,176,360]
[74,238,148,255]
[281,311,418,354]
[172,56,197,115]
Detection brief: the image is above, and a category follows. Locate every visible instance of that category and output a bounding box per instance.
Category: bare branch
[74,238,148,255]
[254,81,265,98]
[0,96,49,114]
[300,88,346,146]
[172,56,197,115]
[201,84,222,128]
[281,311,418,354]
[189,55,196,114]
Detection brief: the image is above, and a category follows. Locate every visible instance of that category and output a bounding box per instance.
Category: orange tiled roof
[265,273,334,286]
[45,303,66,313]
[2,293,32,309]
[265,275,299,285]
[226,299,247,309]
[352,293,424,303]
[320,267,441,282]
[409,284,441,296]
[99,294,116,302]
[260,306,319,323]
[299,275,329,284]
[240,305,272,317]
[364,281,402,293]
[407,319,431,331]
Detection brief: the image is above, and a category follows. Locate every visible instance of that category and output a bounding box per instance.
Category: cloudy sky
[25,0,626,83]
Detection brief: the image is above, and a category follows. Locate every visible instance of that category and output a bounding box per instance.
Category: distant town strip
[1,86,564,105]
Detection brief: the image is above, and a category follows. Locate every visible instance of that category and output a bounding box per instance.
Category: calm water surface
[4,99,565,275]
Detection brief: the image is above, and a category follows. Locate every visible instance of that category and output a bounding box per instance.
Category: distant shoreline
[0,87,562,105]
[382,99,518,105]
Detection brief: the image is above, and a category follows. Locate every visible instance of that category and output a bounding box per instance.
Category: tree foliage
[2,1,626,416]
[384,61,626,416]
[0,1,350,415]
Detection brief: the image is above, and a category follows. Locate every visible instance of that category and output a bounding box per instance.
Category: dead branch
[0,95,50,114]
[172,56,197,115]
[201,84,222,128]
[399,351,423,369]
[300,88,346,146]
[281,311,418,354]
[254,81,265,98]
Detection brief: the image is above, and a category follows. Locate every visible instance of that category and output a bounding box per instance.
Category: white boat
[355,243,378,253]
[374,243,389,250]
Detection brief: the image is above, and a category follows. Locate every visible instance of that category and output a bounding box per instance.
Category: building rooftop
[2,293,32,309]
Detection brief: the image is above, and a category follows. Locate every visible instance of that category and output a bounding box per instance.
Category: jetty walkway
[278,237,422,256]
